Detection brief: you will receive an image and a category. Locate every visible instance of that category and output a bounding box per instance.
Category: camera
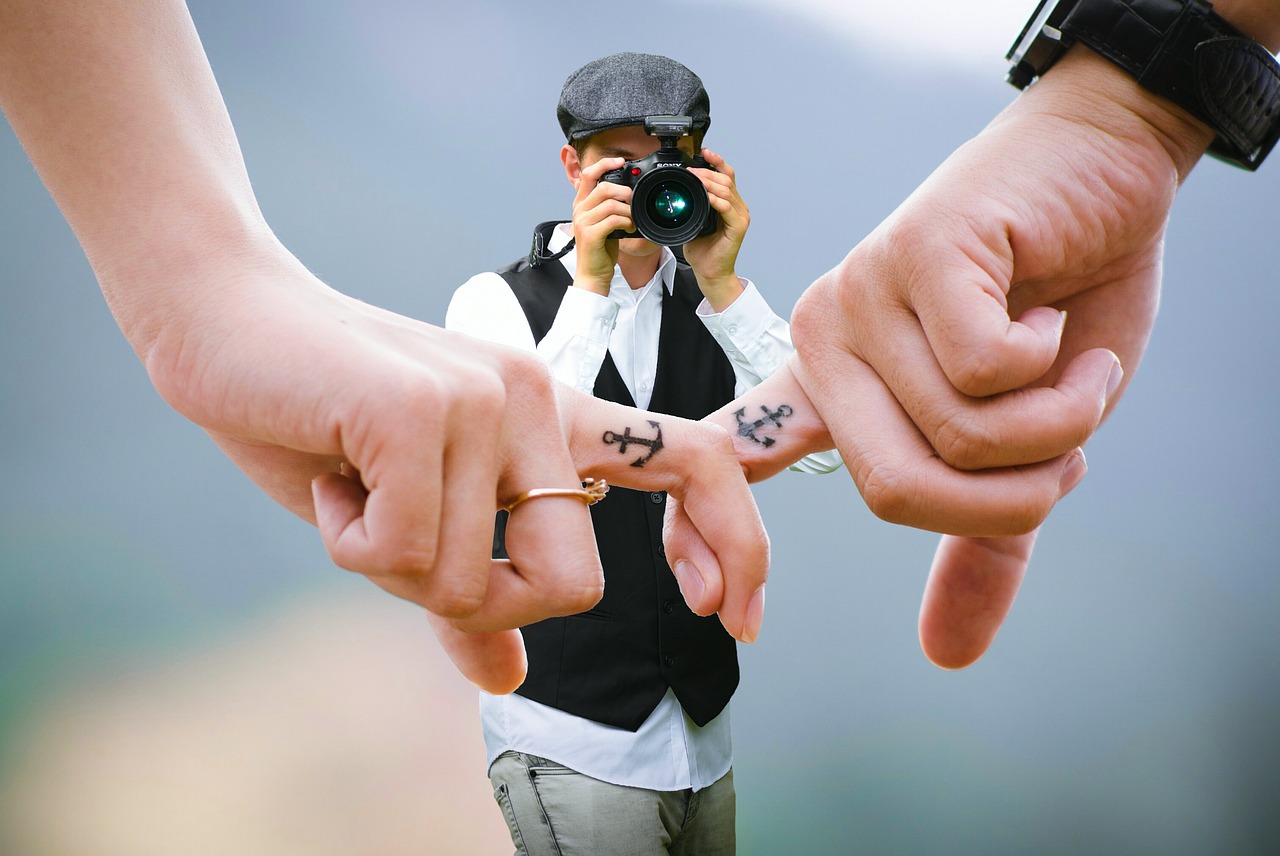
[600,115,719,247]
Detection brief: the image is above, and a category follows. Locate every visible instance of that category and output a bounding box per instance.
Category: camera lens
[647,183,694,228]
[631,167,714,245]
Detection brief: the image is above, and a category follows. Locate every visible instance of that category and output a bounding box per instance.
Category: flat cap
[557,52,710,142]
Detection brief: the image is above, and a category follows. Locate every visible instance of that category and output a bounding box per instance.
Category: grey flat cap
[557,52,710,142]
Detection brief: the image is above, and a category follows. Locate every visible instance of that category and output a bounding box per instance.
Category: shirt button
[649,492,664,504]
[663,655,676,668]
[662,600,675,614]
[727,324,738,335]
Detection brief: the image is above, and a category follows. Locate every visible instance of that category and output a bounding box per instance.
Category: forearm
[0,0,284,350]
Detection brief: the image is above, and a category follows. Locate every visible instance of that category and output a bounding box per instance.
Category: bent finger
[491,367,605,623]
[790,331,1085,535]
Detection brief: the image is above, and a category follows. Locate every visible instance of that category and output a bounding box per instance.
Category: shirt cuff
[697,280,775,352]
[556,285,618,346]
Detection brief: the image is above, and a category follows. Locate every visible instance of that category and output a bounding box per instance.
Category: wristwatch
[1007,0,1280,170]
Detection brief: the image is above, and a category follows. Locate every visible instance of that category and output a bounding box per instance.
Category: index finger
[575,155,626,205]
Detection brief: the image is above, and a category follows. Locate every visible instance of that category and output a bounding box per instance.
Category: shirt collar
[551,222,679,295]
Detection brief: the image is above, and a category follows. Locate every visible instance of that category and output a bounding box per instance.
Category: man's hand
[695,359,1035,664]
[682,149,749,312]
[570,155,631,294]
[790,49,1217,537]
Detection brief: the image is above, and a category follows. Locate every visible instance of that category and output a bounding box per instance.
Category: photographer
[445,52,839,855]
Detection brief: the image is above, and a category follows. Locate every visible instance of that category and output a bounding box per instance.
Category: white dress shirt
[445,224,841,792]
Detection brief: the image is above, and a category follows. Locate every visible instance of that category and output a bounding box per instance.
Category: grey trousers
[488,751,736,856]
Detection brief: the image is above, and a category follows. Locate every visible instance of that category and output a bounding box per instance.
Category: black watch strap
[1009,0,1280,170]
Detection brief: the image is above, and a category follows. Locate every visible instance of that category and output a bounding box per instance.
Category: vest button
[662,600,675,614]
[649,492,664,504]
[663,655,676,668]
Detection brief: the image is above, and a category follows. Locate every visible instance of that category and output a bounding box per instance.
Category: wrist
[1016,47,1214,180]
[108,221,297,356]
[1007,0,1280,171]
[695,273,745,313]
[572,275,612,297]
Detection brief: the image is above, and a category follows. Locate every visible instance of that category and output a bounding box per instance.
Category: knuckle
[857,460,916,526]
[549,569,605,615]
[946,346,1005,397]
[469,370,508,416]
[932,406,999,469]
[501,349,554,391]
[397,370,445,415]
[790,274,841,355]
[379,541,439,579]
[423,584,486,620]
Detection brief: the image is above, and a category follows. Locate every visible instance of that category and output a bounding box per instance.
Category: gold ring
[504,477,609,513]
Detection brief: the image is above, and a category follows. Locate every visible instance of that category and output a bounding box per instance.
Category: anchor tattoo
[602,420,665,467]
[735,404,794,447]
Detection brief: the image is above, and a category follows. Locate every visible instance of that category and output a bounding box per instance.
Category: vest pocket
[569,607,611,622]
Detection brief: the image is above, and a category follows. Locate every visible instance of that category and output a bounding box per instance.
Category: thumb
[662,495,724,617]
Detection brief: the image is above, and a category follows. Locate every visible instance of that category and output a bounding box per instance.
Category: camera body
[599,115,719,247]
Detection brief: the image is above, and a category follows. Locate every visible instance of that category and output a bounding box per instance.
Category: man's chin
[618,236,661,257]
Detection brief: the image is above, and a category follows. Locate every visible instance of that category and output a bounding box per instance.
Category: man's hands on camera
[571,155,631,295]
[682,148,748,312]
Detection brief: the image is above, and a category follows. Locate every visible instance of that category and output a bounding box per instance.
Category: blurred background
[2,1,1277,853]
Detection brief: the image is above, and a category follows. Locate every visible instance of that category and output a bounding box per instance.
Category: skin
[561,125,750,310]
[0,0,769,693]
[790,5,1280,667]
[9,0,1272,686]
[555,124,772,639]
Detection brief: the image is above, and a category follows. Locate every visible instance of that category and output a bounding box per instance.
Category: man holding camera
[446,52,837,855]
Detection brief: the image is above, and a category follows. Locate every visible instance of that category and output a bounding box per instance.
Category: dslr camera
[600,115,719,246]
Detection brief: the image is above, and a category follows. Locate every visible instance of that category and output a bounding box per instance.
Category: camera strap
[528,220,575,267]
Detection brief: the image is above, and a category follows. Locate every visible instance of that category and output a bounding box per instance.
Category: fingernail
[1105,359,1124,403]
[1057,449,1088,499]
[741,585,766,644]
[673,560,705,608]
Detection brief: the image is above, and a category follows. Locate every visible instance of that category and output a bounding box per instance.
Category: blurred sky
[2,1,1278,854]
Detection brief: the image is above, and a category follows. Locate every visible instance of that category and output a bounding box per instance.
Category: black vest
[493,230,739,731]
